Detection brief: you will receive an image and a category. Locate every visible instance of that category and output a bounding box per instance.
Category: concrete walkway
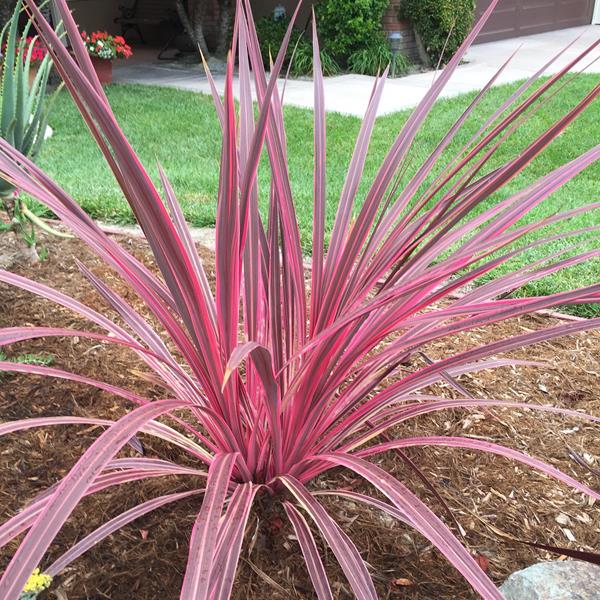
[114,25,600,117]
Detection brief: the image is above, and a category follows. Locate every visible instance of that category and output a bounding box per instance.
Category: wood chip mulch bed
[0,234,598,599]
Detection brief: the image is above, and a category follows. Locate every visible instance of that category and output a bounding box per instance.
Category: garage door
[475,0,595,43]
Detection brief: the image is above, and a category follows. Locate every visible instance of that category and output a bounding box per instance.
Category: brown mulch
[0,233,598,600]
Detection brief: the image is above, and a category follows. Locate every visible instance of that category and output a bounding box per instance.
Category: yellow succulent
[22,568,52,594]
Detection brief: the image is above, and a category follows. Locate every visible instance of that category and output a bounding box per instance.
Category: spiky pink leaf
[210,482,257,600]
[310,8,327,330]
[284,502,333,600]
[316,455,503,599]
[355,438,600,501]
[0,399,190,598]
[180,453,238,600]
[279,476,377,599]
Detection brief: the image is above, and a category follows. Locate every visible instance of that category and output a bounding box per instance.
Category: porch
[67,0,313,59]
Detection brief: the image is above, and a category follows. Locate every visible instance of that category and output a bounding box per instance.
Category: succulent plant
[0,0,61,261]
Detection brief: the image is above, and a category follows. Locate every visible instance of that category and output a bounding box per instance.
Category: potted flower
[80,31,132,84]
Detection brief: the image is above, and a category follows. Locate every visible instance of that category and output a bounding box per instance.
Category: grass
[35,76,600,315]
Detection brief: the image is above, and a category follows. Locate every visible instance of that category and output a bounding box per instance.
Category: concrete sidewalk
[114,25,600,117]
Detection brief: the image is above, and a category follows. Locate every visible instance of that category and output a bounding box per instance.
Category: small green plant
[347,33,399,76]
[400,0,476,66]
[290,40,340,77]
[390,49,410,78]
[315,0,390,66]
[0,0,64,263]
[0,351,54,379]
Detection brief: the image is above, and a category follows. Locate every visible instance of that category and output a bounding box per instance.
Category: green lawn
[36,77,599,314]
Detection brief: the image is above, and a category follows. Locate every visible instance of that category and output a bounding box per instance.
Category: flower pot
[91,56,113,85]
[28,64,39,87]
[0,64,41,88]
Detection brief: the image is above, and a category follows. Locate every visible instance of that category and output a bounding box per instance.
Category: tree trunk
[175,0,210,57]
[215,0,232,58]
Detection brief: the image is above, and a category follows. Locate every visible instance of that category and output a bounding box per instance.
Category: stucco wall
[67,0,121,34]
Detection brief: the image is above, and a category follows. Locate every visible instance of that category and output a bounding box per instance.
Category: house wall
[67,0,121,33]
[381,0,418,62]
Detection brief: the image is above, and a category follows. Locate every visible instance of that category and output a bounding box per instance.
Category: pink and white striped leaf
[279,475,377,599]
[0,399,190,599]
[180,453,238,600]
[283,501,333,600]
[316,454,504,599]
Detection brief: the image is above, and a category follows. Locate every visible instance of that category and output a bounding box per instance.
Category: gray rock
[500,560,600,600]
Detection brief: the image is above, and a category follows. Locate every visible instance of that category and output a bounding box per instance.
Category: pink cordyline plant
[0,0,599,598]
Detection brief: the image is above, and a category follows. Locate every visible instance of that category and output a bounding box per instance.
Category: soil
[0,233,598,600]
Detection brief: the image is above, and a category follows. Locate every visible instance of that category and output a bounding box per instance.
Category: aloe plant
[0,0,61,262]
[0,0,598,598]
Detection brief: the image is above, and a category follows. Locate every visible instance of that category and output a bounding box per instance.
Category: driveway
[114,24,600,117]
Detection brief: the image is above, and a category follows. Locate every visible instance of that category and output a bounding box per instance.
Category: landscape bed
[1,1,600,597]
[0,233,598,599]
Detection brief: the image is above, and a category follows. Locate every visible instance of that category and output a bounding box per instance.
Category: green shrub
[255,15,287,68]
[315,0,390,67]
[290,40,340,77]
[255,15,340,77]
[257,3,398,77]
[400,0,475,65]
[348,33,402,76]
[254,15,300,69]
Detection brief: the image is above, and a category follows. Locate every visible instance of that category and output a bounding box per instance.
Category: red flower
[80,31,133,60]
[8,36,49,64]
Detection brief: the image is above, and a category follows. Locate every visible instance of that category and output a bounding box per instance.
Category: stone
[500,560,600,600]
